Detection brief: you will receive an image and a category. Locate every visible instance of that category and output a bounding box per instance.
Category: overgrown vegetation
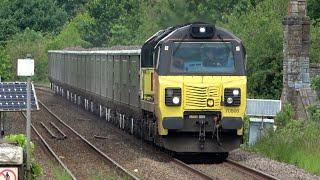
[5,134,42,179]
[251,104,320,175]
[251,70,320,176]
[309,76,320,121]
[311,75,320,97]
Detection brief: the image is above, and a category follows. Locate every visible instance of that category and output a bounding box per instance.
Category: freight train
[48,23,247,159]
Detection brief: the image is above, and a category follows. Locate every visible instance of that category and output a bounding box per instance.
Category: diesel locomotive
[48,23,247,158]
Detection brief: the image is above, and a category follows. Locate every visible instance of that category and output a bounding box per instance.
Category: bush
[253,120,320,175]
[275,103,294,128]
[46,12,92,50]
[5,28,49,82]
[311,75,320,97]
[307,105,320,123]
[310,23,320,63]
[5,134,42,179]
[0,47,12,81]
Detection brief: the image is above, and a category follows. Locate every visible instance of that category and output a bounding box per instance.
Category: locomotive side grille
[184,85,220,109]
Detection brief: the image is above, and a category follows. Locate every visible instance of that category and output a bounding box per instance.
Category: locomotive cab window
[170,42,235,74]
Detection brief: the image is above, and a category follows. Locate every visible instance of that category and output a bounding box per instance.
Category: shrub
[275,103,294,128]
[307,105,320,123]
[5,28,49,82]
[0,47,12,81]
[5,134,42,179]
[311,75,320,97]
[253,120,320,175]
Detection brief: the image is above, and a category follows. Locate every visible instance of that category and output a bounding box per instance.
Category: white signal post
[17,55,34,179]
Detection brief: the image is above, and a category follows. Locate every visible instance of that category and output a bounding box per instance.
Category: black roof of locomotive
[141,22,242,67]
[159,24,241,43]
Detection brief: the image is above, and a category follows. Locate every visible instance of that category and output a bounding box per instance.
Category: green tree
[0,47,12,81]
[0,19,18,46]
[222,0,290,99]
[310,23,320,63]
[56,0,89,18]
[5,29,48,81]
[0,0,67,42]
[308,0,320,22]
[86,0,141,46]
[47,12,93,50]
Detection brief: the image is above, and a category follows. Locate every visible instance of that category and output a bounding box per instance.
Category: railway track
[22,99,139,180]
[35,87,216,179]
[224,159,278,180]
[21,112,76,179]
[172,156,278,180]
[34,86,278,179]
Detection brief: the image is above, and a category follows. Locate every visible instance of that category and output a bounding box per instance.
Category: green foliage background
[0,0,319,99]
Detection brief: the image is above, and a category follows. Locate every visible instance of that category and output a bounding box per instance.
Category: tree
[222,0,290,99]
[47,12,93,50]
[0,47,12,81]
[0,0,67,42]
[5,29,48,81]
[55,0,89,18]
[308,0,320,22]
[85,0,141,46]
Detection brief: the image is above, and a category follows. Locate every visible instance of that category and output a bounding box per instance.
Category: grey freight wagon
[48,49,142,116]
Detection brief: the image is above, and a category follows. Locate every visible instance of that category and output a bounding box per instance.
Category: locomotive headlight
[165,88,181,106]
[224,88,241,106]
[233,89,239,96]
[227,97,233,104]
[199,27,206,33]
[172,97,180,104]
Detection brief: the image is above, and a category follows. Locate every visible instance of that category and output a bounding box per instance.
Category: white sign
[17,59,34,76]
[0,167,18,180]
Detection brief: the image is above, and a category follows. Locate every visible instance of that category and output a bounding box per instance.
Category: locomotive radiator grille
[184,85,220,109]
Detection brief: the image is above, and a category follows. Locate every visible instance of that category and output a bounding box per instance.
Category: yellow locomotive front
[141,23,246,154]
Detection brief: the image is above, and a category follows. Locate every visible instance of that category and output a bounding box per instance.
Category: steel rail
[225,159,279,180]
[21,112,77,180]
[172,158,214,180]
[40,122,58,139]
[38,100,140,180]
[50,122,67,139]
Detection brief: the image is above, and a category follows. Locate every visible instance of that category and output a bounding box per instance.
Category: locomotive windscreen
[169,42,235,74]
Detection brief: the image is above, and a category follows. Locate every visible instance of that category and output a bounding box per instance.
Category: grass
[53,168,128,180]
[251,120,320,176]
[53,168,72,180]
